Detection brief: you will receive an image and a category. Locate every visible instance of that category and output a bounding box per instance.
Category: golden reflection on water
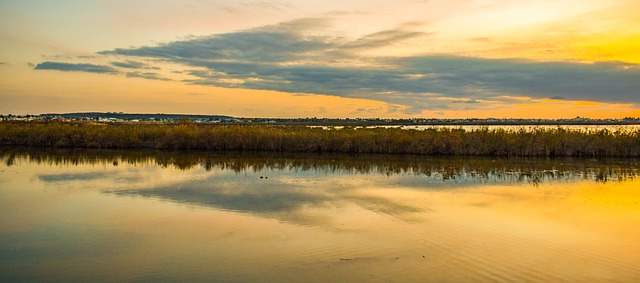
[0,150,639,282]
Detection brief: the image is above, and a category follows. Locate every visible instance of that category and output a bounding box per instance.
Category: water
[1,149,640,282]
[396,124,640,133]
[315,124,640,133]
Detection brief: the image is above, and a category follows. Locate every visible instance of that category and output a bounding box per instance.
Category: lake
[1,149,639,282]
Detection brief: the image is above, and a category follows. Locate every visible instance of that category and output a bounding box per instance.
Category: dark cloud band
[125,71,171,81]
[35,62,118,74]
[111,60,159,70]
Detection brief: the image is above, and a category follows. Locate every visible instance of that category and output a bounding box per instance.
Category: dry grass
[1,121,638,157]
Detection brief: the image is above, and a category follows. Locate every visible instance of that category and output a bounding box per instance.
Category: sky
[1,0,639,118]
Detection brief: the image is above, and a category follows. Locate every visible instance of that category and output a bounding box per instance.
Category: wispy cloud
[98,18,424,65]
[99,19,338,64]
[125,71,171,81]
[34,61,118,74]
[111,60,159,70]
[342,29,429,50]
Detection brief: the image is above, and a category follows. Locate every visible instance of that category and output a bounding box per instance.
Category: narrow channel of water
[315,124,640,133]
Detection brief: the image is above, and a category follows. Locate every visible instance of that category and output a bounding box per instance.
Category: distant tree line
[1,121,639,157]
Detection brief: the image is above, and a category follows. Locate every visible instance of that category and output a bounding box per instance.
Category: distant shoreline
[1,121,639,157]
[1,112,639,126]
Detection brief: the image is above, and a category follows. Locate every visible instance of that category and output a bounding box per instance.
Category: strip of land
[2,112,639,125]
[1,121,638,157]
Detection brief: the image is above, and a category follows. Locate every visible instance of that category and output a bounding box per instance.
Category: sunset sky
[1,0,639,118]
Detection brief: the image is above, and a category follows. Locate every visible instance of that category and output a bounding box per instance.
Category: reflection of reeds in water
[2,148,638,185]
[1,121,639,156]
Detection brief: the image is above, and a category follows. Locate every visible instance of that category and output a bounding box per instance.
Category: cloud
[98,18,424,65]
[111,60,159,70]
[177,55,640,112]
[452,99,480,104]
[396,56,640,103]
[39,18,640,113]
[342,29,428,50]
[34,61,118,74]
[125,71,171,81]
[256,17,332,33]
[102,31,330,63]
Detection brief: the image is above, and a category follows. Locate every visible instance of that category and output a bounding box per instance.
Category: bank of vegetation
[1,121,639,157]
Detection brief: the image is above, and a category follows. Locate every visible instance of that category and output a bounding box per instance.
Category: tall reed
[1,121,638,157]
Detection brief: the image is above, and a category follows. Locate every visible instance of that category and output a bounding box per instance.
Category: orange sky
[1,0,639,118]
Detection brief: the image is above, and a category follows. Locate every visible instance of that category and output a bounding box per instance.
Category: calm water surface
[1,149,639,282]
[318,124,640,132]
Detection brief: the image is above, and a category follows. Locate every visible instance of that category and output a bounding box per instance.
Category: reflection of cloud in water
[38,172,109,183]
[108,175,422,227]
[5,148,639,227]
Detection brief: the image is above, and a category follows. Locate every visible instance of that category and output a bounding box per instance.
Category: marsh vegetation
[1,121,639,157]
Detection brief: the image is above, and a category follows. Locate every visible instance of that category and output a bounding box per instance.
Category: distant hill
[38,112,237,122]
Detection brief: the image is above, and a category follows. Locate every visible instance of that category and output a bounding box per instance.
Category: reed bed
[1,121,639,157]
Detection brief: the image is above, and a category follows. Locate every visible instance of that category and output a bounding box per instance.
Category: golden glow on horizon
[2,65,638,119]
[432,2,637,64]
[0,65,397,117]
[573,34,640,63]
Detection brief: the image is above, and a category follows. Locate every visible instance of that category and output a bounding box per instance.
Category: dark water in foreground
[1,149,639,282]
